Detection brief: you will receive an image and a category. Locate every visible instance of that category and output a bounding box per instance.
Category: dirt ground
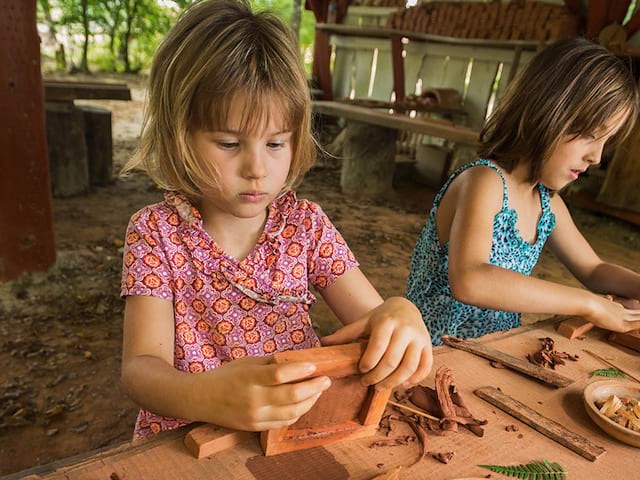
[1,74,639,476]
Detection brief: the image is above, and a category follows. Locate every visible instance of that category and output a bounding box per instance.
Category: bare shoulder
[548,191,571,219]
[448,163,505,208]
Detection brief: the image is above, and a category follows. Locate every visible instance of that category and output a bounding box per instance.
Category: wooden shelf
[315,23,543,50]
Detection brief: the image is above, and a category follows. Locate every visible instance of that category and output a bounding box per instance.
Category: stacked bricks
[360,0,406,7]
[385,1,579,41]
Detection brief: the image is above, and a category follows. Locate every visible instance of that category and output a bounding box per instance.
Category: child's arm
[121,296,332,431]
[318,268,433,390]
[446,169,640,332]
[546,195,640,300]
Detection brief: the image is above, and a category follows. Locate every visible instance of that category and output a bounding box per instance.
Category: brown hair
[479,37,638,183]
[122,0,315,198]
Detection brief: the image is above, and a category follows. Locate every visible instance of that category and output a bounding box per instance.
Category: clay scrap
[527,337,579,370]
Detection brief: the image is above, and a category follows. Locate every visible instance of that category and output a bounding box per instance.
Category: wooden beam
[43,80,132,102]
[475,386,606,462]
[184,424,256,459]
[441,336,574,388]
[313,100,479,145]
[556,317,594,340]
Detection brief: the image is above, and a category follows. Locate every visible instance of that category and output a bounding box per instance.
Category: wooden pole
[0,0,56,280]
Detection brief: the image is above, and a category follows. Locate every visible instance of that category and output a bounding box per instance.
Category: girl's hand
[321,296,433,390]
[196,357,331,431]
[584,294,640,332]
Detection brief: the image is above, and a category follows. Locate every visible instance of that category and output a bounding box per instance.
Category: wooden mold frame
[260,343,391,456]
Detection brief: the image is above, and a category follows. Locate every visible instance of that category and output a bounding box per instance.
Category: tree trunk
[121,0,140,73]
[291,0,301,42]
[340,122,397,196]
[40,0,67,70]
[81,0,90,73]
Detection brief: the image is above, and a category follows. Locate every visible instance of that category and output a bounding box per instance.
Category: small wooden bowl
[583,380,640,448]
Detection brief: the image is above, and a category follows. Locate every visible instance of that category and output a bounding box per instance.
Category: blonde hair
[123,0,315,198]
[480,37,639,183]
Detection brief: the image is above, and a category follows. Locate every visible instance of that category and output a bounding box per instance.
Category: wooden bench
[313,100,479,195]
[43,80,132,197]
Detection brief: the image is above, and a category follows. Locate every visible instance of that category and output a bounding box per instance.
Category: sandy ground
[1,74,639,476]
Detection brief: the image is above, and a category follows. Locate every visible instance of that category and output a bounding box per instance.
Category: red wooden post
[390,34,406,102]
[0,0,56,280]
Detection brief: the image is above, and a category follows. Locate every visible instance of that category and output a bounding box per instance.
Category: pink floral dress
[121,190,359,438]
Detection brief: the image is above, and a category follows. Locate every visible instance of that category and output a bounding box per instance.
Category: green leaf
[478,459,566,479]
[590,368,627,379]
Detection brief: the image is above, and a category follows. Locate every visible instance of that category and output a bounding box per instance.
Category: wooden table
[5,318,639,480]
[44,80,132,197]
[313,100,479,196]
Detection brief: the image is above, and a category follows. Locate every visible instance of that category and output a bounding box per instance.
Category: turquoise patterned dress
[406,160,556,345]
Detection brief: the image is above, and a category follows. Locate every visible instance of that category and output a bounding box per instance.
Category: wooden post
[45,102,90,197]
[341,121,397,196]
[597,121,640,212]
[0,0,56,280]
[78,105,113,186]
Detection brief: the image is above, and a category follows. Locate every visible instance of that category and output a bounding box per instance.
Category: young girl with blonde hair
[120,0,432,438]
[407,37,640,345]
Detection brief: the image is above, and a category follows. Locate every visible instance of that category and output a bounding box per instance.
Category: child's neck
[198,202,268,261]
[507,162,539,194]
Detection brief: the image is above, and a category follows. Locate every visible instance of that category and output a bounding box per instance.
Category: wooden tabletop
[313,100,480,145]
[5,318,639,480]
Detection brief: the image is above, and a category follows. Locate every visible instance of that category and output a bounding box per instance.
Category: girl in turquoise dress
[407,37,640,345]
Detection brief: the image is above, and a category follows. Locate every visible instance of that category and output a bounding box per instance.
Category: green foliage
[38,0,316,75]
[478,459,566,479]
[589,368,627,379]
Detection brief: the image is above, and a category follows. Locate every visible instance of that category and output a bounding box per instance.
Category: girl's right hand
[584,294,640,332]
[195,356,332,431]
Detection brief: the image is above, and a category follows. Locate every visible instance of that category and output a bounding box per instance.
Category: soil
[1,74,639,476]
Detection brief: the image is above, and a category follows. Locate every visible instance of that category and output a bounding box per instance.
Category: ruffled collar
[164,190,297,240]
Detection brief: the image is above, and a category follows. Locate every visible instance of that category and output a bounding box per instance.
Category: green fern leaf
[478,459,566,479]
[589,368,627,379]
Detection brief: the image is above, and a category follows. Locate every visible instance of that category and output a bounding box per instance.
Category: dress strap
[538,183,551,212]
[434,159,509,211]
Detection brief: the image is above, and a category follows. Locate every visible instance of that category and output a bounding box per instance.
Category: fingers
[250,377,331,430]
[363,341,421,390]
[248,390,325,431]
[268,375,332,407]
[404,347,434,386]
[259,361,318,386]
[320,319,368,345]
[358,320,393,373]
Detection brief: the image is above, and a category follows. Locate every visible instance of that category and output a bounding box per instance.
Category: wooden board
[608,330,640,353]
[474,386,606,461]
[556,317,594,340]
[184,424,256,459]
[313,100,479,145]
[260,343,391,456]
[441,335,574,388]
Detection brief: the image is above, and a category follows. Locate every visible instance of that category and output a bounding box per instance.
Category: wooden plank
[270,342,364,377]
[441,335,574,388]
[43,80,131,102]
[608,330,640,353]
[556,317,594,340]
[474,386,606,462]
[315,23,543,50]
[184,424,256,459]
[313,100,479,145]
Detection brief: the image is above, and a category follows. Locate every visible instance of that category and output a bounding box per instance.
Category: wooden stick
[582,349,640,383]
[387,400,440,422]
[474,386,606,462]
[441,335,574,388]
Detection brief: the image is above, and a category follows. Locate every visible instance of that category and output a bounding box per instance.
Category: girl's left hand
[320,296,432,390]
